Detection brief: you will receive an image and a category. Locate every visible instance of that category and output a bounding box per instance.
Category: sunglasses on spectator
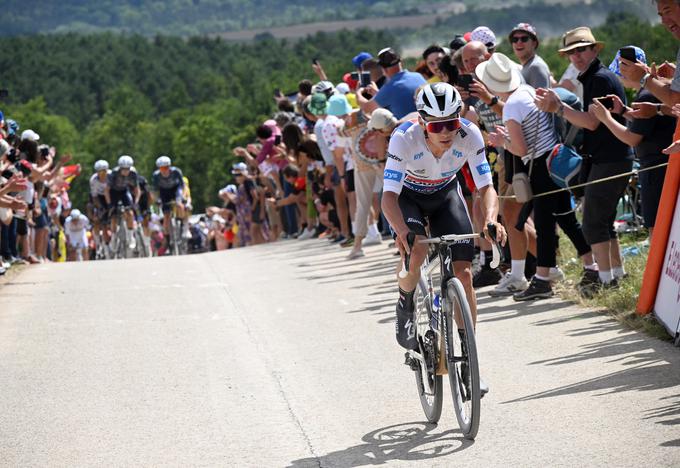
[565,45,592,55]
[511,36,532,44]
[425,118,461,133]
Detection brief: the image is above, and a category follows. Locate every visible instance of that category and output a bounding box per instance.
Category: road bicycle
[110,202,132,259]
[401,224,501,440]
[165,201,188,256]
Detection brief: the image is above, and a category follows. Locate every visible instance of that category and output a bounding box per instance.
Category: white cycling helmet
[71,209,81,219]
[94,160,109,172]
[313,80,335,97]
[415,82,463,120]
[118,155,134,168]
[156,155,171,168]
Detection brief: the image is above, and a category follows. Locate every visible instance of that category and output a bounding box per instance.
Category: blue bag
[547,144,582,189]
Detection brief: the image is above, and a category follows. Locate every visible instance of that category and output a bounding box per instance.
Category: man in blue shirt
[356,47,426,119]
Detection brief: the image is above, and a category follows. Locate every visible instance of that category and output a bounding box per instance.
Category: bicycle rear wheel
[444,277,480,440]
[414,277,442,423]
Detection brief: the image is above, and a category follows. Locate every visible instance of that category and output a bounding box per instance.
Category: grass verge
[556,231,671,342]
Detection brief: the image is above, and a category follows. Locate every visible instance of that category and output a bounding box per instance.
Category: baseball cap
[326,94,352,116]
[352,52,373,69]
[336,83,350,95]
[21,129,40,141]
[449,35,467,51]
[609,46,647,77]
[471,26,497,49]
[231,162,248,174]
[343,72,358,90]
[378,47,401,68]
[309,93,328,116]
[219,184,238,196]
[367,108,398,131]
[509,23,539,44]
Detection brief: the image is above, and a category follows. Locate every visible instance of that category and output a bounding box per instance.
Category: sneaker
[346,248,365,260]
[395,293,418,351]
[128,236,136,250]
[339,237,354,248]
[363,233,383,246]
[298,227,315,240]
[182,226,192,239]
[488,273,529,297]
[472,266,502,288]
[577,269,601,299]
[549,267,565,284]
[513,277,554,301]
[332,234,346,244]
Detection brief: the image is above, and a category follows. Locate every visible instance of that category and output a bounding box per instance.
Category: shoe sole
[513,291,554,302]
[488,288,526,297]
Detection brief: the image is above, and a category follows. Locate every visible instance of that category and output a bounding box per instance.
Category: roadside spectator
[422,45,446,83]
[481,53,593,300]
[356,47,426,118]
[619,0,680,110]
[591,47,675,238]
[508,23,552,89]
[536,27,633,294]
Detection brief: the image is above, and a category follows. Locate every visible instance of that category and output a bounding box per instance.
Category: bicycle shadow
[286,422,473,468]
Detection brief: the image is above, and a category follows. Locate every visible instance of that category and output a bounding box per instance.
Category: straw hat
[558,27,604,55]
[475,53,522,93]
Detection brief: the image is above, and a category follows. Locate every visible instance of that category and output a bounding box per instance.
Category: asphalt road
[1,239,679,467]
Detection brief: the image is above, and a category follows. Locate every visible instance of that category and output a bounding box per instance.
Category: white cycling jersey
[383,119,492,195]
[89,172,110,197]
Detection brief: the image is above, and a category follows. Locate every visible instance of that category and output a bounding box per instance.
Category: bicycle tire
[444,277,480,440]
[414,277,443,423]
[116,224,127,259]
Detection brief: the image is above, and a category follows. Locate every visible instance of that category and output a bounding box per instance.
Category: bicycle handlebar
[398,223,502,278]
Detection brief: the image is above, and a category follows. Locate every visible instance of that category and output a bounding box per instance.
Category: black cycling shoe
[472,266,502,288]
[513,277,554,301]
[395,289,418,351]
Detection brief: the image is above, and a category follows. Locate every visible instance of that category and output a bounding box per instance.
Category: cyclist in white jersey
[88,160,111,249]
[382,83,507,393]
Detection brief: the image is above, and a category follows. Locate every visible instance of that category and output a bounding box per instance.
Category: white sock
[510,260,525,280]
[585,263,598,271]
[535,274,550,282]
[598,270,613,284]
[351,222,356,236]
[368,223,380,237]
[612,266,626,278]
[480,251,486,265]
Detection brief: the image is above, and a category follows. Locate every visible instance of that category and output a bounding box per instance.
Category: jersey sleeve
[89,176,96,194]
[151,171,159,191]
[466,126,493,189]
[382,133,409,194]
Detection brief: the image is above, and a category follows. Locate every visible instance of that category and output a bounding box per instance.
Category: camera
[6,148,19,163]
[40,146,50,158]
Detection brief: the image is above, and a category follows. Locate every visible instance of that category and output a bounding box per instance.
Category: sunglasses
[565,45,592,55]
[511,35,532,44]
[425,118,461,133]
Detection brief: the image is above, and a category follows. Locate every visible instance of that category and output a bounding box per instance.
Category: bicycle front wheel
[414,278,442,423]
[444,277,480,440]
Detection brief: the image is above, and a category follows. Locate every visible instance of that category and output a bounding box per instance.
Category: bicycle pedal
[404,353,419,371]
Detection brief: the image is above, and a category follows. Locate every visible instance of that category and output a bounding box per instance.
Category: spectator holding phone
[536,27,633,295]
[356,47,426,119]
[590,47,675,239]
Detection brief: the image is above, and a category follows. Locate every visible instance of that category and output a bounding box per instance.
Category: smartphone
[312,58,319,65]
[350,71,360,81]
[597,96,614,110]
[0,89,8,99]
[274,88,282,98]
[619,47,637,63]
[274,135,282,145]
[457,74,474,91]
[360,71,372,88]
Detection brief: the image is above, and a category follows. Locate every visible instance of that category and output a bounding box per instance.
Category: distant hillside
[1,0,656,45]
[0,0,455,36]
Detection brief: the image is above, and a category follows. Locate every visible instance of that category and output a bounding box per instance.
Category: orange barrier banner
[637,122,680,315]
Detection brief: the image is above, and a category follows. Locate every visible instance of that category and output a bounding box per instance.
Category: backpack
[547,144,582,189]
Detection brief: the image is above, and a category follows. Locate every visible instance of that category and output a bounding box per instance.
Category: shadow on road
[286,422,472,468]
